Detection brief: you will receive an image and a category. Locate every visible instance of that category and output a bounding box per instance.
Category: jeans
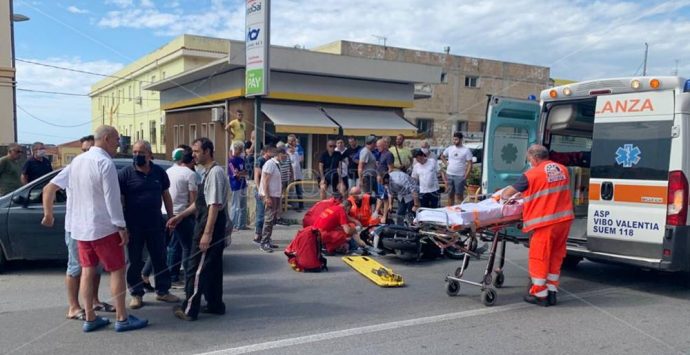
[126,221,171,297]
[395,199,414,226]
[348,178,358,191]
[167,216,194,282]
[231,187,248,229]
[255,192,265,237]
[420,192,440,208]
[292,180,304,209]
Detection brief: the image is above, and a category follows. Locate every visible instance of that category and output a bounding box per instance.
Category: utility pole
[642,42,648,76]
[372,34,387,47]
[673,59,679,76]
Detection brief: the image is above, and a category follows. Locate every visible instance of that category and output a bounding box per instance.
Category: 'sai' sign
[245,0,270,97]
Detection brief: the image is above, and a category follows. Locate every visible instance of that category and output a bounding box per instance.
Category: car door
[482,96,541,194]
[7,171,67,260]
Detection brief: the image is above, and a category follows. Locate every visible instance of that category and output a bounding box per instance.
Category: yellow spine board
[341,256,405,287]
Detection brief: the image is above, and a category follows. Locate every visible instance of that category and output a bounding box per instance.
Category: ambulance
[482,76,690,272]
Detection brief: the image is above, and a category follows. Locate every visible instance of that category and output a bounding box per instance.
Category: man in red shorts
[313,200,367,254]
[67,125,148,332]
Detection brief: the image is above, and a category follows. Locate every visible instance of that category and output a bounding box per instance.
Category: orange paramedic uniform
[515,160,574,298]
[314,204,351,253]
[347,194,380,227]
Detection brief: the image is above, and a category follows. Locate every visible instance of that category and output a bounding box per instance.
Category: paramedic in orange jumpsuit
[347,186,382,227]
[501,144,574,307]
[313,200,367,254]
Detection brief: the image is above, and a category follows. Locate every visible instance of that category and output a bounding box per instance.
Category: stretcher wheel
[481,288,497,306]
[454,259,470,277]
[493,272,505,288]
[446,280,461,296]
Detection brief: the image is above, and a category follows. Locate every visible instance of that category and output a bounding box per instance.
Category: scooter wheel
[481,288,497,306]
[493,272,505,288]
[446,280,461,296]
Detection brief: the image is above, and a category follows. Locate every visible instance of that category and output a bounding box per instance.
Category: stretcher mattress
[415,197,523,230]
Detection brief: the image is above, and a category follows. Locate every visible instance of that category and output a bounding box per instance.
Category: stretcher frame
[415,198,523,307]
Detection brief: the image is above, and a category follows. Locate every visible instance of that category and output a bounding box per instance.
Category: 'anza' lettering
[596,98,654,114]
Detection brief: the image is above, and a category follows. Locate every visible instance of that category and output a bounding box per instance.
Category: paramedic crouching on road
[500,144,574,307]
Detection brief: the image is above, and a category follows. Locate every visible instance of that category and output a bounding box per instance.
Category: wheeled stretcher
[414,193,524,306]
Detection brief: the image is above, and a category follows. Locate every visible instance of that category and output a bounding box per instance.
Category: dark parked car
[0,158,173,272]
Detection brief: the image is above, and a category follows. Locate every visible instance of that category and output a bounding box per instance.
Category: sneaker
[141,281,155,293]
[171,281,185,290]
[173,305,196,321]
[156,293,180,303]
[129,295,143,309]
[82,316,110,333]
[260,243,274,253]
[252,237,262,245]
[268,242,279,249]
[523,294,549,307]
[547,291,558,306]
[114,315,149,332]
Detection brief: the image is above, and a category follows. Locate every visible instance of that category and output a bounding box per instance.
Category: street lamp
[10,7,29,143]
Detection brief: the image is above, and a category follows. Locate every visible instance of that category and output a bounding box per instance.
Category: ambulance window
[590,121,671,181]
[492,126,529,172]
[550,135,592,153]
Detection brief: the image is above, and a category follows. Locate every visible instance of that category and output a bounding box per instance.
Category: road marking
[199,287,619,355]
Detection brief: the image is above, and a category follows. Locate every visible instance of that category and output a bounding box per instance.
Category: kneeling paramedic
[500,144,573,307]
[313,200,367,254]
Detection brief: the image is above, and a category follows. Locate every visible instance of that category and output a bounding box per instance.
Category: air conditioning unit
[211,107,225,123]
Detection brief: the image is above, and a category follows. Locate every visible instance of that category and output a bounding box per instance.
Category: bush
[466,166,481,186]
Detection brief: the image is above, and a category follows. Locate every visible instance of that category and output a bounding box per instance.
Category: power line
[16,58,150,84]
[17,87,162,101]
[16,105,93,128]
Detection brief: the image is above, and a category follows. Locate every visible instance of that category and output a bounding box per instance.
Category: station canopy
[322,106,418,137]
[261,102,339,135]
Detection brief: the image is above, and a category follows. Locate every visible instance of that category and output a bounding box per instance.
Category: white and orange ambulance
[482,76,690,271]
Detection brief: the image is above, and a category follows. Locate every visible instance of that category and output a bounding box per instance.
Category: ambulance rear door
[587,91,674,258]
[482,96,541,239]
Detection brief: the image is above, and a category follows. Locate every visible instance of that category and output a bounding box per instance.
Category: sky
[11,0,690,144]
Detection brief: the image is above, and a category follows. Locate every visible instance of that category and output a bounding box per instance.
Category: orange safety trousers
[528,220,572,298]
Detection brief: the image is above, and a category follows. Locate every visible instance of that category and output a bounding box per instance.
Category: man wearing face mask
[21,141,53,184]
[118,140,179,309]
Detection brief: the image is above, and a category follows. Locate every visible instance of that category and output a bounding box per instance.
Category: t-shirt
[288,151,303,180]
[443,145,473,177]
[165,164,199,215]
[22,157,53,183]
[411,158,439,193]
[0,156,21,196]
[391,146,412,170]
[359,147,378,177]
[512,174,529,192]
[319,151,342,178]
[388,171,418,203]
[227,156,247,191]
[118,162,170,227]
[201,164,230,209]
[377,150,394,176]
[226,119,245,142]
[279,157,292,183]
[259,158,282,198]
[344,145,362,178]
[313,204,349,231]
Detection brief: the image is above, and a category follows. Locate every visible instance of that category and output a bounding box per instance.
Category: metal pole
[254,96,261,170]
[10,0,17,142]
[642,42,648,76]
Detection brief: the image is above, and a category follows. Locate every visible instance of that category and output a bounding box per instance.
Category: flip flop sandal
[66,309,86,321]
[93,302,116,312]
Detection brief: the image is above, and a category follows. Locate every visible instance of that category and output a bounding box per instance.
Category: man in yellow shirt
[225,109,246,144]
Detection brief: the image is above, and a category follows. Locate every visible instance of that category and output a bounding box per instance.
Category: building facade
[89,34,229,154]
[314,41,551,147]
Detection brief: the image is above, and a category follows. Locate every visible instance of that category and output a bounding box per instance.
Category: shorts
[65,232,81,277]
[376,184,389,200]
[447,174,466,197]
[77,232,126,272]
[322,174,340,192]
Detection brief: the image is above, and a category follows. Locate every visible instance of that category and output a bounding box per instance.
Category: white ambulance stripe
[185,251,207,315]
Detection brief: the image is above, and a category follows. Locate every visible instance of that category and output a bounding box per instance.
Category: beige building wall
[313,41,551,147]
[90,34,229,154]
[0,1,16,145]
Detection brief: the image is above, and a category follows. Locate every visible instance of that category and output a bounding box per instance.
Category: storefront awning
[261,103,339,135]
[322,106,418,137]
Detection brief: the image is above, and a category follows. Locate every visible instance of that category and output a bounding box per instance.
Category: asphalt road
[1,222,690,355]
